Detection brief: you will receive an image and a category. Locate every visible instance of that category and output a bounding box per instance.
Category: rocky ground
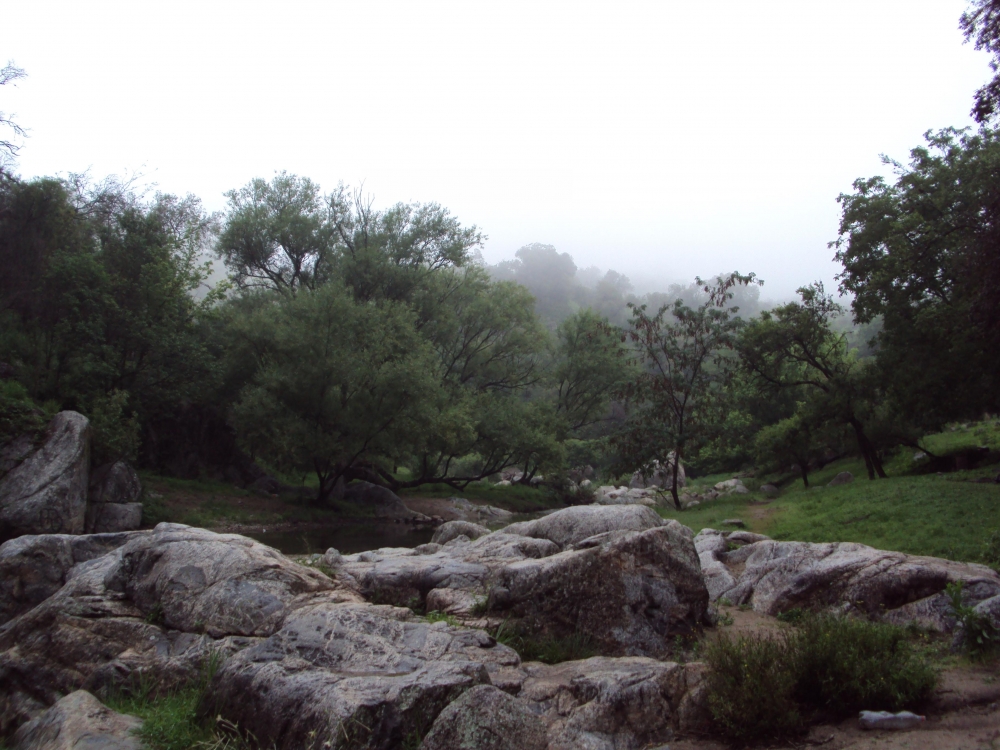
[0,504,999,750]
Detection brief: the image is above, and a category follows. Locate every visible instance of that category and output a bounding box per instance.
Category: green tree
[754,411,835,488]
[217,172,334,295]
[551,309,630,435]
[962,1,1000,123]
[738,284,890,480]
[832,127,1000,427]
[614,273,758,508]
[230,283,440,503]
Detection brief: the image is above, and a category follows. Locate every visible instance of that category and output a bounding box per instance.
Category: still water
[246,522,435,555]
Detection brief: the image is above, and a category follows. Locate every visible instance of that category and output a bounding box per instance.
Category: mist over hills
[486,242,773,328]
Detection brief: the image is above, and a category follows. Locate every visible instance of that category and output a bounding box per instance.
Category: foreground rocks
[695,528,1000,631]
[0,518,710,749]
[12,690,142,750]
[342,505,710,657]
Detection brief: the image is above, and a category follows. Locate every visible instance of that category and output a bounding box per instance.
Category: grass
[655,420,1000,564]
[491,619,598,663]
[705,615,936,744]
[401,481,566,513]
[104,652,252,750]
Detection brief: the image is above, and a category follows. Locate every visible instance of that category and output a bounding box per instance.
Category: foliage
[229,283,438,503]
[614,272,759,507]
[491,619,597,664]
[103,652,251,750]
[87,388,141,464]
[739,283,900,479]
[833,128,1000,429]
[0,60,27,168]
[792,615,936,713]
[217,172,333,295]
[0,378,45,446]
[706,616,935,744]
[705,632,804,744]
[962,1,1000,123]
[551,309,630,434]
[753,409,842,488]
[947,581,999,658]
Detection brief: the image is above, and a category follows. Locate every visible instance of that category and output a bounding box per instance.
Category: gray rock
[321,547,342,567]
[86,502,143,534]
[0,524,358,734]
[432,521,491,545]
[0,531,141,626]
[342,481,419,519]
[419,684,547,750]
[629,453,686,490]
[12,690,142,750]
[727,531,770,545]
[722,518,745,528]
[502,504,666,549]
[88,462,141,505]
[722,540,1000,628]
[202,602,520,750]
[713,478,746,494]
[0,412,91,540]
[827,471,854,487]
[759,483,780,498]
[518,657,710,747]
[0,433,36,477]
[491,523,708,656]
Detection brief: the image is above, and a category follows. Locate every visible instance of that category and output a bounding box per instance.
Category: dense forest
[1,19,999,512]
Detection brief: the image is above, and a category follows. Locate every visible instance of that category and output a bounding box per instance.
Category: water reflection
[246,522,435,555]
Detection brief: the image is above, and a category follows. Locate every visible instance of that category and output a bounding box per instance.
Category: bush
[705,633,804,744]
[792,615,936,713]
[492,620,597,664]
[705,615,936,744]
[947,581,999,659]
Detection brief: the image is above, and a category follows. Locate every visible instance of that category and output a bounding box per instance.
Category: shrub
[492,620,597,664]
[0,379,45,446]
[705,633,804,744]
[705,615,936,744]
[792,615,936,713]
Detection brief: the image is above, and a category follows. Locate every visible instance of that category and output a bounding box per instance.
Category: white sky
[1,1,991,298]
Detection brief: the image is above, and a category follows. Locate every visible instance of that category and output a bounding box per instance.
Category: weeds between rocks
[491,619,598,664]
[705,614,936,745]
[947,581,1000,659]
[104,651,254,750]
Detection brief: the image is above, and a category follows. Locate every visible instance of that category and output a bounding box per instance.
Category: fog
[0,1,991,298]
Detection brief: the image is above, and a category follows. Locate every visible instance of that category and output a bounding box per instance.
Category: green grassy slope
[657,421,1000,565]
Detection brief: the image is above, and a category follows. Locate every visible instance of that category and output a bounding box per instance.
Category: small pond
[245,522,435,555]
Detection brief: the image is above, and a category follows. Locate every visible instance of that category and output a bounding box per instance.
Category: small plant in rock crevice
[947,581,999,659]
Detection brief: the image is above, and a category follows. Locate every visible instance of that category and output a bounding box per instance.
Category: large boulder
[490,523,709,656]
[342,481,423,520]
[0,531,141,626]
[202,602,520,750]
[0,523,356,734]
[11,690,142,750]
[419,685,547,750]
[85,461,143,533]
[0,522,713,750]
[696,534,1000,631]
[343,507,708,658]
[0,412,91,542]
[502,504,667,548]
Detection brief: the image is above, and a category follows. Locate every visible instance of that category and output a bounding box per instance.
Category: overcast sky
[1,1,991,298]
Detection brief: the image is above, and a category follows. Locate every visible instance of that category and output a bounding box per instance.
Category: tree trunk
[849,418,877,480]
[800,464,809,488]
[670,448,682,510]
